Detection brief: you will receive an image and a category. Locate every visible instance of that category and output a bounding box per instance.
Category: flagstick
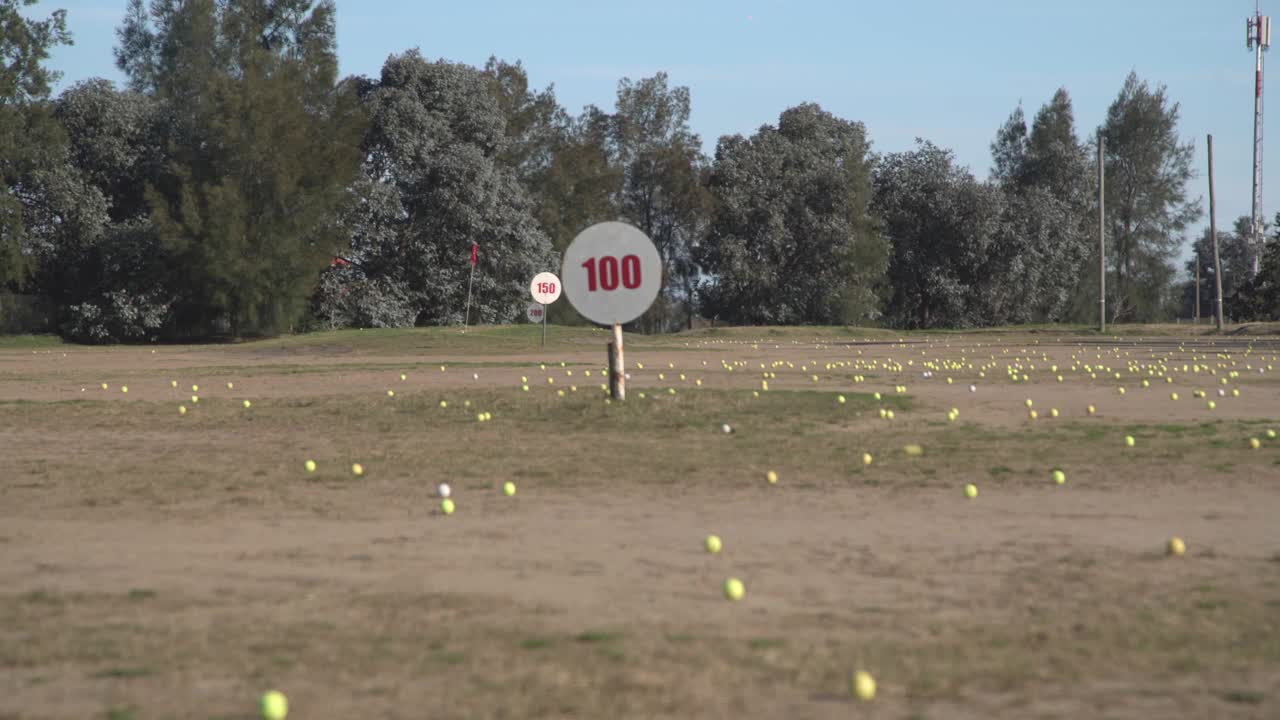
[541,304,547,348]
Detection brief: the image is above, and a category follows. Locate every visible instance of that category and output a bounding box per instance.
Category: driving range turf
[1,324,1279,719]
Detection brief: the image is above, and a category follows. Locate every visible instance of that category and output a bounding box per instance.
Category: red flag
[470,243,478,267]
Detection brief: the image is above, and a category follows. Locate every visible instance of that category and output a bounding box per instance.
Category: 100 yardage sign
[562,222,661,326]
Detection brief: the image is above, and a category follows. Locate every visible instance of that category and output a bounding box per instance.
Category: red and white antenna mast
[1248,3,1271,277]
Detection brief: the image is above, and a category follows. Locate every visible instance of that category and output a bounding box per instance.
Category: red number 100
[582,255,641,292]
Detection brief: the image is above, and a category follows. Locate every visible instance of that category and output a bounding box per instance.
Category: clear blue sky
[26,0,1275,273]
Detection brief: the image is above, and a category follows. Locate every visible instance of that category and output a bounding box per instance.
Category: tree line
[2,0,1277,342]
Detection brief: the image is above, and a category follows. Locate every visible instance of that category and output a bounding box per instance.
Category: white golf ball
[1217,388,1226,397]
[438,483,451,498]
[969,384,977,392]
[721,423,732,434]
[472,373,479,380]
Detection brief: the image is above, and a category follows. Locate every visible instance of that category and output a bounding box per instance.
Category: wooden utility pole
[1098,133,1106,333]
[1208,134,1225,331]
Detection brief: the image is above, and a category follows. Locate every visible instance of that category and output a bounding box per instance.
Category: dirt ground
[1,326,1279,719]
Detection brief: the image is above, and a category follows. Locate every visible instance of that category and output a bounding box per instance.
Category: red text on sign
[582,255,642,292]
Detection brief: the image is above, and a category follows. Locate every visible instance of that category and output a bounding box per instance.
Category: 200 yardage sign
[562,222,662,326]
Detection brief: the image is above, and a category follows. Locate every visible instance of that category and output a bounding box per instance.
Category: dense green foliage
[2,3,1271,340]
[0,0,71,289]
[700,104,885,325]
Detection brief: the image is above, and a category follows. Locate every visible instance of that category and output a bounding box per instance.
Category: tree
[1182,216,1254,320]
[606,73,709,330]
[38,80,199,342]
[1100,72,1201,322]
[875,140,1005,329]
[531,108,621,325]
[114,0,364,338]
[0,0,72,290]
[699,103,886,325]
[988,89,1093,323]
[1225,213,1280,321]
[316,51,553,327]
[480,56,566,186]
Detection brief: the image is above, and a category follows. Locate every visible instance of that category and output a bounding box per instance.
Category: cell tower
[1248,5,1271,277]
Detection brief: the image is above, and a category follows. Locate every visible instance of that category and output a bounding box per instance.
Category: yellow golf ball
[852,670,876,701]
[723,578,745,601]
[705,534,722,554]
[260,690,288,720]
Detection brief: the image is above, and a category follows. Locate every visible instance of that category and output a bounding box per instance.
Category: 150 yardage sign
[562,222,662,326]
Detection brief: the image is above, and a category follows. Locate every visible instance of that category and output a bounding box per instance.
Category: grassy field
[2,325,1279,719]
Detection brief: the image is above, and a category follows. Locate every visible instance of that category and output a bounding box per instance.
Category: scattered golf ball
[304,460,316,473]
[721,423,732,434]
[242,400,251,408]
[1249,437,1261,449]
[260,690,288,720]
[441,498,456,515]
[852,670,876,701]
[178,405,187,415]
[705,534,722,554]
[352,463,364,476]
[964,483,978,499]
[227,382,234,389]
[766,470,778,484]
[502,481,516,496]
[723,578,745,601]
[438,482,451,498]
[1124,435,1135,447]
[1051,469,1066,484]
[1167,536,1186,556]
[862,452,873,465]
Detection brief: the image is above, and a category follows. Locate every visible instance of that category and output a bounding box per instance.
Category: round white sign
[527,303,546,323]
[561,222,662,326]
[530,272,562,305]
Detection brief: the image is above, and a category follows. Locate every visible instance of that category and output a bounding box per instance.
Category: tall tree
[700,103,886,325]
[0,0,72,290]
[1100,72,1201,322]
[315,52,553,327]
[988,89,1093,322]
[480,56,566,186]
[35,79,169,342]
[606,73,709,330]
[875,140,1005,329]
[114,0,364,338]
